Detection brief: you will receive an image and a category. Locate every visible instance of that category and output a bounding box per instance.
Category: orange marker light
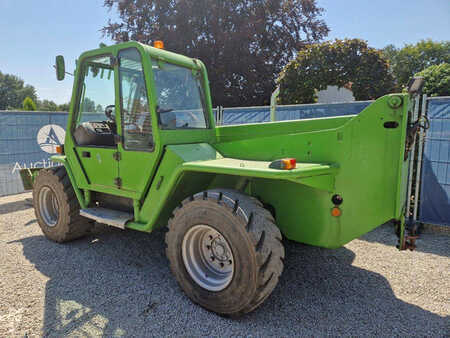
[153,40,164,49]
[331,207,341,217]
[281,158,296,170]
[269,158,296,170]
[56,145,63,154]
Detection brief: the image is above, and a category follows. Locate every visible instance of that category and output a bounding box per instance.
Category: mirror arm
[52,65,74,77]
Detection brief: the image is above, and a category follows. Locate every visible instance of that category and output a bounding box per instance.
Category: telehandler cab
[33,41,421,315]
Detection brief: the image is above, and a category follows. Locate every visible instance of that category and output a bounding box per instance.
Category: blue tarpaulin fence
[275,101,372,121]
[418,97,450,226]
[219,101,372,125]
[0,112,69,196]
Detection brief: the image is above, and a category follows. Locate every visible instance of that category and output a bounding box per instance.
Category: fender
[125,143,339,233]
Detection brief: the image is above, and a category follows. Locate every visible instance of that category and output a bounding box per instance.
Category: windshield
[151,60,208,129]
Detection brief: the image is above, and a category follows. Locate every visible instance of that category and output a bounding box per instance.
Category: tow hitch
[401,234,419,251]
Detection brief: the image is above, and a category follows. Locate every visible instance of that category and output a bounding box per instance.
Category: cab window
[73,55,116,147]
[119,48,153,150]
[152,60,208,129]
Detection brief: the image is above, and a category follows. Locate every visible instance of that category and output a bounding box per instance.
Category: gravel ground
[1,192,449,337]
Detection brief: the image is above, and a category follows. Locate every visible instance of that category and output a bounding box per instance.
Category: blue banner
[220,101,372,125]
[419,97,450,226]
[0,112,68,196]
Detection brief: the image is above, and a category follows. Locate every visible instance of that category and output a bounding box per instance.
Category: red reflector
[269,158,297,170]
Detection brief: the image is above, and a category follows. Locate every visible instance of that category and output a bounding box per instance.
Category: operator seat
[73,122,115,147]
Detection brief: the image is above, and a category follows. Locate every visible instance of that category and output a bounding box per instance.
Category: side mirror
[56,55,65,81]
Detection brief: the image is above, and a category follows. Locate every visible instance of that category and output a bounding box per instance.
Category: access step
[80,207,133,229]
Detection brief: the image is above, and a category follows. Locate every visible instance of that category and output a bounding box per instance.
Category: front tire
[166,189,285,315]
[33,166,93,242]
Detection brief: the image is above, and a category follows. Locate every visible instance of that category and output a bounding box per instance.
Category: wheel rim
[38,186,59,227]
[182,225,234,292]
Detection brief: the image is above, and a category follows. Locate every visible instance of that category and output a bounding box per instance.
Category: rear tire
[166,189,285,315]
[33,166,93,242]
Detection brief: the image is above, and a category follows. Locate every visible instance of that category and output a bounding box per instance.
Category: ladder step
[80,207,133,229]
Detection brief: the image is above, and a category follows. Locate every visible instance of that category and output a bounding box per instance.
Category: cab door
[116,48,159,196]
[72,54,119,190]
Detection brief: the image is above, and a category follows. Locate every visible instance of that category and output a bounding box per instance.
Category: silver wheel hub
[182,225,234,292]
[38,186,59,227]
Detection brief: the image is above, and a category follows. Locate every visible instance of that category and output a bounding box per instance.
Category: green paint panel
[75,147,117,189]
[117,146,158,195]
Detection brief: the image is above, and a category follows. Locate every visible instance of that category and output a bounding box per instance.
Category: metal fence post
[405,95,420,221]
[413,94,428,222]
[216,106,220,126]
[215,106,223,126]
[270,87,280,121]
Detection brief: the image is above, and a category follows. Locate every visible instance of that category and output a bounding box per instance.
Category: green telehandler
[32,41,422,315]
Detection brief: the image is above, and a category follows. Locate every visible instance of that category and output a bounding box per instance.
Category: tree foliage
[57,103,70,112]
[102,0,329,107]
[277,39,395,104]
[415,63,449,97]
[0,71,37,110]
[383,40,450,89]
[37,99,58,111]
[0,70,70,111]
[82,97,97,112]
[22,96,37,111]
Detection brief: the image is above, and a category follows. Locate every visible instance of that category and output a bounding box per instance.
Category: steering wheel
[105,105,115,121]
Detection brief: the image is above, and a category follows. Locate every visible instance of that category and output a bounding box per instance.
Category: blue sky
[0,0,449,104]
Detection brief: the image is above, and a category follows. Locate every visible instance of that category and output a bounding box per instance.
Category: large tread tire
[33,166,93,243]
[166,189,285,315]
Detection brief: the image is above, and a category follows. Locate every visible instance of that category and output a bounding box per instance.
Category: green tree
[22,96,37,111]
[383,40,450,89]
[95,104,104,113]
[102,0,329,107]
[416,63,449,97]
[277,39,395,104]
[0,71,37,110]
[82,97,96,112]
[57,103,70,111]
[37,99,58,111]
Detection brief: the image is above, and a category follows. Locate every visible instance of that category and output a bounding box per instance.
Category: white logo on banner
[37,124,66,154]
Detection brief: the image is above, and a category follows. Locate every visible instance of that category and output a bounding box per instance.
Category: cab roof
[77,41,201,70]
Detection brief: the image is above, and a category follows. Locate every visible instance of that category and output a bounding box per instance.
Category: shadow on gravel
[19,226,446,336]
[0,199,33,215]
[359,223,449,258]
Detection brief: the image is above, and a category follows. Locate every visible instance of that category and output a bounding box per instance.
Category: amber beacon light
[153,40,164,49]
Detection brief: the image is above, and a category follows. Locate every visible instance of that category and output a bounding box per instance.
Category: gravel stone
[0,192,448,336]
